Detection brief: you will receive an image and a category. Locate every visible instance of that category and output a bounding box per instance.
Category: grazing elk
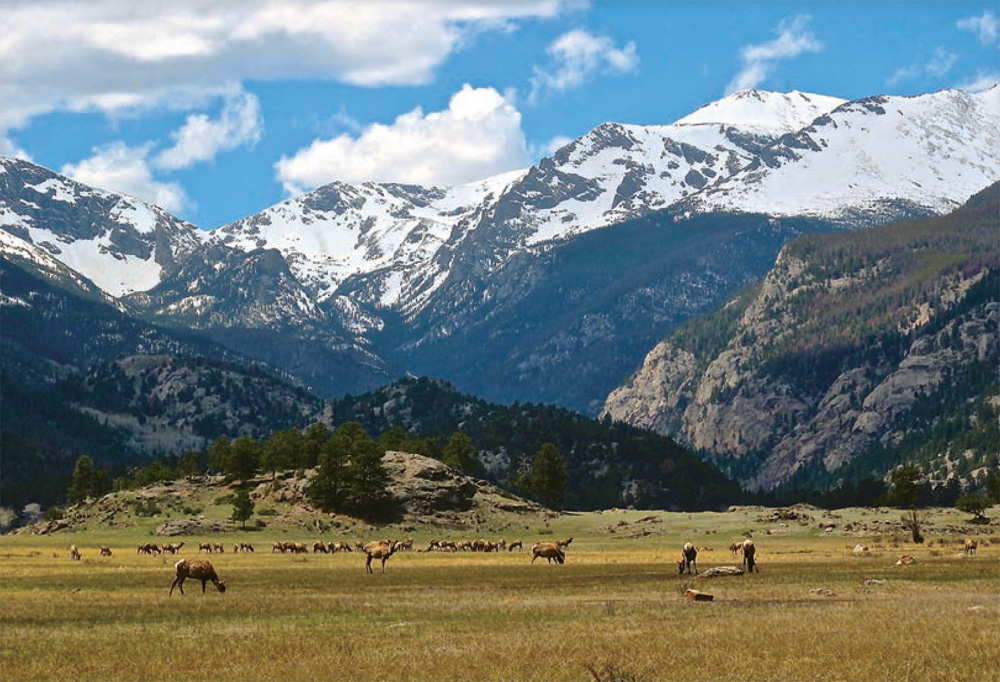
[742,539,759,573]
[198,542,213,553]
[99,547,112,557]
[213,542,225,554]
[508,540,523,552]
[313,541,329,554]
[363,541,396,574]
[530,542,565,565]
[69,544,82,561]
[169,559,226,595]
[677,542,698,575]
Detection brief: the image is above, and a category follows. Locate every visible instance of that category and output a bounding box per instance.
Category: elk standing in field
[169,559,226,595]
[677,542,698,574]
[69,544,81,561]
[99,547,112,557]
[742,539,759,573]
[530,542,565,565]
[965,539,978,556]
[363,541,396,574]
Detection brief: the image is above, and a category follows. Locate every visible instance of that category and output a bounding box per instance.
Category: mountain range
[2,84,998,506]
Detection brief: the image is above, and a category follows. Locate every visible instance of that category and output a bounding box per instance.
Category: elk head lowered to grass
[169,559,226,595]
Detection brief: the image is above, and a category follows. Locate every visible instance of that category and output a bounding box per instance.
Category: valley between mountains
[2,85,997,511]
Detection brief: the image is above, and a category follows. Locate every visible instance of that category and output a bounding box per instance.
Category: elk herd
[60,531,988,596]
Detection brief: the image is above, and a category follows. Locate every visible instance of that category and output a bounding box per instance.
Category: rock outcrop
[605,184,1000,491]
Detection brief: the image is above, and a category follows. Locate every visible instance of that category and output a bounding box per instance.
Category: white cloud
[275,84,530,193]
[0,0,568,129]
[155,91,263,170]
[955,70,1000,93]
[957,11,999,44]
[886,46,958,87]
[529,29,638,103]
[542,135,574,156]
[725,15,822,94]
[0,135,32,161]
[61,142,188,213]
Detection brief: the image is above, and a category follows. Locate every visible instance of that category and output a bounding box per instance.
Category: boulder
[698,565,745,578]
[382,451,478,515]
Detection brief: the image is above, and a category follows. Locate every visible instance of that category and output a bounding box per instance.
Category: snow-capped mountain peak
[0,157,204,298]
[687,86,1000,222]
[674,88,847,135]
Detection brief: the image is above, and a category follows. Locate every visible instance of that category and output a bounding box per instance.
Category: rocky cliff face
[605,184,1000,490]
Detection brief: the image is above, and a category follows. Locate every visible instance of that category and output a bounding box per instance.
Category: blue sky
[2,1,997,229]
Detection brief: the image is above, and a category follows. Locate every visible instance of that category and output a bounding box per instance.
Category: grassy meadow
[1,506,998,682]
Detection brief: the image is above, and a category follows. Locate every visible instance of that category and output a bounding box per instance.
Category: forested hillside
[606,182,1000,497]
[322,377,741,511]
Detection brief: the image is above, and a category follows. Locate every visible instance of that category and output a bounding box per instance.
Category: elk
[530,542,565,565]
[313,541,329,553]
[69,544,82,561]
[169,559,226,595]
[198,542,213,553]
[556,537,574,549]
[508,540,523,552]
[742,539,759,573]
[677,542,698,574]
[965,539,978,556]
[99,547,112,557]
[363,541,396,574]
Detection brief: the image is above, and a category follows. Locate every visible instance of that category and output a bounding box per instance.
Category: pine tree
[230,489,255,529]
[207,435,231,473]
[531,443,567,510]
[441,432,478,472]
[68,455,96,504]
[227,436,261,484]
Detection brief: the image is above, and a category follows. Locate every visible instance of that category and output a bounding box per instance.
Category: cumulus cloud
[0,0,568,129]
[275,84,530,193]
[61,143,188,213]
[725,15,822,94]
[154,90,263,170]
[529,29,638,103]
[957,10,999,45]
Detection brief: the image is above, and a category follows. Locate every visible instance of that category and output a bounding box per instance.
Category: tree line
[61,421,569,520]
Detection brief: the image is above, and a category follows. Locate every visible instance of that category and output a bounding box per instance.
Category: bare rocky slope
[605,183,1000,492]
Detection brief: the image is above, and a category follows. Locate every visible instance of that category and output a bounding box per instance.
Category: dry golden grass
[2,509,998,682]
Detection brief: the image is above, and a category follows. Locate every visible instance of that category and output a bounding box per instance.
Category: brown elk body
[69,544,82,561]
[742,540,759,573]
[363,541,396,574]
[677,542,698,574]
[530,542,565,565]
[169,559,226,595]
[965,539,978,556]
